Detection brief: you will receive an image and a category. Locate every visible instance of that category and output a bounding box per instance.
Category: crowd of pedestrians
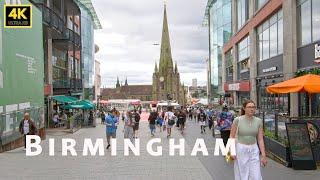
[98,99,267,180]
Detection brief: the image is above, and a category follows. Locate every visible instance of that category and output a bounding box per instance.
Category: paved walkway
[0,112,319,180]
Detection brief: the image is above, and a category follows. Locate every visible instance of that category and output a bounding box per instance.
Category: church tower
[152,3,185,105]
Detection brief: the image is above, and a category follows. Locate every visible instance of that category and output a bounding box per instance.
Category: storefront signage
[262,67,277,73]
[228,83,240,91]
[286,122,317,170]
[314,44,320,63]
[224,81,250,92]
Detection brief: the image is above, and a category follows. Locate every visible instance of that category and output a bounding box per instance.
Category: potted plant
[264,129,291,166]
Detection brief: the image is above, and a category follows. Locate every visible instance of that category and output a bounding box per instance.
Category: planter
[264,136,291,166]
[312,144,320,162]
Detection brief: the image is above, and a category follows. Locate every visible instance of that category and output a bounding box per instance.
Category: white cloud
[92,0,208,88]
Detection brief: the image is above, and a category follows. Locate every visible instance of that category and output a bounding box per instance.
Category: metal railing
[35,3,64,33]
[35,3,81,48]
[53,78,82,89]
[258,110,289,142]
[53,79,71,89]
[0,107,44,146]
[71,78,82,89]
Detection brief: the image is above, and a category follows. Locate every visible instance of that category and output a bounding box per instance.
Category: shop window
[238,36,250,73]
[258,85,288,113]
[256,0,268,11]
[238,36,250,61]
[225,49,233,77]
[257,9,283,61]
[237,0,249,30]
[297,0,320,46]
[239,59,250,73]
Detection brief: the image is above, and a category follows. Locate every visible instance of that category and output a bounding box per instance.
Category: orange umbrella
[267,74,320,94]
[266,74,320,116]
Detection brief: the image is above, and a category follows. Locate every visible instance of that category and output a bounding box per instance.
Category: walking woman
[230,100,267,180]
[124,111,135,142]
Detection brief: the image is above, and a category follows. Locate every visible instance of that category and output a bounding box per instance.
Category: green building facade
[0,0,44,147]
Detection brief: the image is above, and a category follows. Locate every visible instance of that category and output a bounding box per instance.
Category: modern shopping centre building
[204,0,320,116]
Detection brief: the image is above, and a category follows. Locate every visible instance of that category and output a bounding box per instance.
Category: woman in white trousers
[230,100,267,180]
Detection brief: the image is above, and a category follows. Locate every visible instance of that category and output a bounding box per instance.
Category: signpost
[285,122,317,170]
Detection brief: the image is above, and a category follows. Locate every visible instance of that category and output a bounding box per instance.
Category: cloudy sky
[92,0,208,88]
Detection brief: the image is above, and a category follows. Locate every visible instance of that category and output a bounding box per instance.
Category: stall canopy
[52,95,78,103]
[266,74,320,116]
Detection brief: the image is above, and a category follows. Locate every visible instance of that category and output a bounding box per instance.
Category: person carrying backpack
[148,110,158,136]
[164,106,175,138]
[132,109,140,138]
[177,109,186,134]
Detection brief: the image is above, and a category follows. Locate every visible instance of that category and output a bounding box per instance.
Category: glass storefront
[257,9,283,61]
[297,0,320,47]
[259,87,289,113]
[209,0,232,97]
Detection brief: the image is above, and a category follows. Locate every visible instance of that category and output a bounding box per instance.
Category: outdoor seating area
[262,74,320,169]
[50,95,96,130]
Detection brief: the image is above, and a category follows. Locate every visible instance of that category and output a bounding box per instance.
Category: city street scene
[1,0,320,180]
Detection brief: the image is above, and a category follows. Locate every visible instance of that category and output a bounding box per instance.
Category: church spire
[125,77,128,86]
[116,76,120,88]
[174,61,178,73]
[154,62,158,72]
[159,2,173,74]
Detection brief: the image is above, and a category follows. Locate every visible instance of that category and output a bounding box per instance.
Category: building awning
[63,100,95,109]
[52,95,78,103]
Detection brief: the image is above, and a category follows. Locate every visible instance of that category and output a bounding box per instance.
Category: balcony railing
[53,79,70,89]
[35,3,81,48]
[35,3,64,33]
[71,78,83,89]
[62,28,81,47]
[53,78,82,89]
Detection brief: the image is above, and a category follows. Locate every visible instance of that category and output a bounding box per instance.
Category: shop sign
[263,67,277,73]
[314,44,320,63]
[228,83,240,91]
[224,81,250,92]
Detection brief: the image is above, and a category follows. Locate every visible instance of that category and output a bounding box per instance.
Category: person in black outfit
[198,109,207,134]
[132,109,140,138]
[177,110,186,134]
[148,110,158,136]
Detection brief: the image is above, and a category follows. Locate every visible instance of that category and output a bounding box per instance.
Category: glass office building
[205,0,232,101]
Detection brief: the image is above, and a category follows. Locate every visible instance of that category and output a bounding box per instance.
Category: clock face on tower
[160,76,164,82]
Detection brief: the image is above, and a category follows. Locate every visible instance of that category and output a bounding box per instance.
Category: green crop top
[234,115,263,145]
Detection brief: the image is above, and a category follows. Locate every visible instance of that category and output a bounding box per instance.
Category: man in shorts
[105,109,118,149]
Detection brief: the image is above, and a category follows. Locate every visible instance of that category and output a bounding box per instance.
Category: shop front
[296,41,320,116]
[224,81,250,107]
